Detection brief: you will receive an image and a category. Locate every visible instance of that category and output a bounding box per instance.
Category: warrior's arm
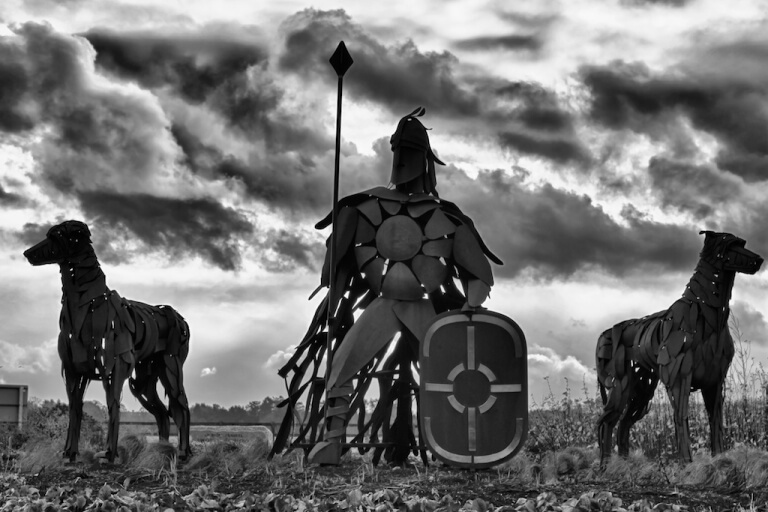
[452,224,494,308]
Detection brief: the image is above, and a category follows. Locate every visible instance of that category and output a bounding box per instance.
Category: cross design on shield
[420,310,528,468]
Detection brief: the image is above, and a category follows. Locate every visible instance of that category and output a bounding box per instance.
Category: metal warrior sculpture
[270,107,511,466]
[24,220,192,463]
[596,231,763,467]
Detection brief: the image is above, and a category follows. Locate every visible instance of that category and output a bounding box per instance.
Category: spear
[324,41,353,427]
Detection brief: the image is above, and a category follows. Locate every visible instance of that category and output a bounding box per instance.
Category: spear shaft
[325,42,353,432]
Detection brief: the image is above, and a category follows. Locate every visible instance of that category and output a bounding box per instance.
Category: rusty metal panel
[0,384,28,428]
[420,310,527,468]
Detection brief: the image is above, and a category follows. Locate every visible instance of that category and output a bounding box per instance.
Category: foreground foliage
[0,470,701,512]
[2,430,768,511]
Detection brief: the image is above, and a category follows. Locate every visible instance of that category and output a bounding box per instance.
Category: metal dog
[24,220,192,462]
[596,231,762,467]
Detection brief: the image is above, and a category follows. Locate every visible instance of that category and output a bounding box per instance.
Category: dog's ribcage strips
[58,246,189,382]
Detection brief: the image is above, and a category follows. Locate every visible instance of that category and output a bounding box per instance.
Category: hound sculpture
[24,220,192,462]
[596,231,763,467]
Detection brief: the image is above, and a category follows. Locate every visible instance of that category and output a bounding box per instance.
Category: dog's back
[124,299,190,362]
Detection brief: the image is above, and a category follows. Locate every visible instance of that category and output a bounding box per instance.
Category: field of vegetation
[1,327,767,511]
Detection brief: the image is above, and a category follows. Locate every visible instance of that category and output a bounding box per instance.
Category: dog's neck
[58,247,108,302]
[685,258,736,331]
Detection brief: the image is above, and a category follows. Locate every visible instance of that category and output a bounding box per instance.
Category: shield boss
[376,216,422,261]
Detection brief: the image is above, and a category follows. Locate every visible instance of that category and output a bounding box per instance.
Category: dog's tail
[159,305,190,362]
[595,328,613,406]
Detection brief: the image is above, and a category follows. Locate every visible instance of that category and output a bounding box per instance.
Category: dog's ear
[699,230,714,236]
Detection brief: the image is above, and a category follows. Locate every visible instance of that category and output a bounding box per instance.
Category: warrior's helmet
[390,107,445,195]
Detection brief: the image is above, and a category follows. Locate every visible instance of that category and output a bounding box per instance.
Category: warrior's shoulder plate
[420,309,528,468]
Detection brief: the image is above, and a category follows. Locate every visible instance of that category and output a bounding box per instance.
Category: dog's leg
[129,358,170,441]
[63,369,89,463]
[160,354,192,459]
[103,360,129,463]
[701,380,726,456]
[597,380,629,469]
[617,366,658,457]
[665,372,693,464]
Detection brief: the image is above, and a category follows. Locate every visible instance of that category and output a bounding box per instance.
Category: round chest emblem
[376,216,423,261]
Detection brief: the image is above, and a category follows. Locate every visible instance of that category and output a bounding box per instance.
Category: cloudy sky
[1,0,767,411]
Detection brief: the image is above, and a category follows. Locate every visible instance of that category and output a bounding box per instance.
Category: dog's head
[23,220,93,266]
[699,230,763,275]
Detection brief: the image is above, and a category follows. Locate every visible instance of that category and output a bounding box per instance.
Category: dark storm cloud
[0,185,26,207]
[170,124,331,213]
[279,9,480,117]
[0,22,88,134]
[498,130,588,164]
[83,27,267,103]
[454,34,542,52]
[76,191,254,271]
[0,21,181,199]
[171,123,389,217]
[622,0,692,6]
[580,60,768,181]
[492,82,591,163]
[277,9,589,164]
[261,229,324,272]
[84,27,332,154]
[495,11,559,29]
[441,168,701,279]
[647,157,742,219]
[0,59,35,132]
[17,222,50,247]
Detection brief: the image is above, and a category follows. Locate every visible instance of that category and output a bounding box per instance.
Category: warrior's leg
[384,329,418,465]
[309,299,401,465]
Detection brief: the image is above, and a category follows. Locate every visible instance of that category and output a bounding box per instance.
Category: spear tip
[329,41,353,77]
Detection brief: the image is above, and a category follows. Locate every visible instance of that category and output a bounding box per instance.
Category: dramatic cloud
[200,367,217,377]
[76,191,254,271]
[16,222,50,247]
[171,123,338,214]
[622,0,692,5]
[441,168,701,279]
[580,59,768,182]
[83,26,267,103]
[492,82,590,164]
[82,27,328,154]
[454,34,542,52]
[0,22,182,202]
[0,185,26,207]
[277,9,588,165]
[280,10,478,117]
[261,229,323,272]
[647,157,743,219]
